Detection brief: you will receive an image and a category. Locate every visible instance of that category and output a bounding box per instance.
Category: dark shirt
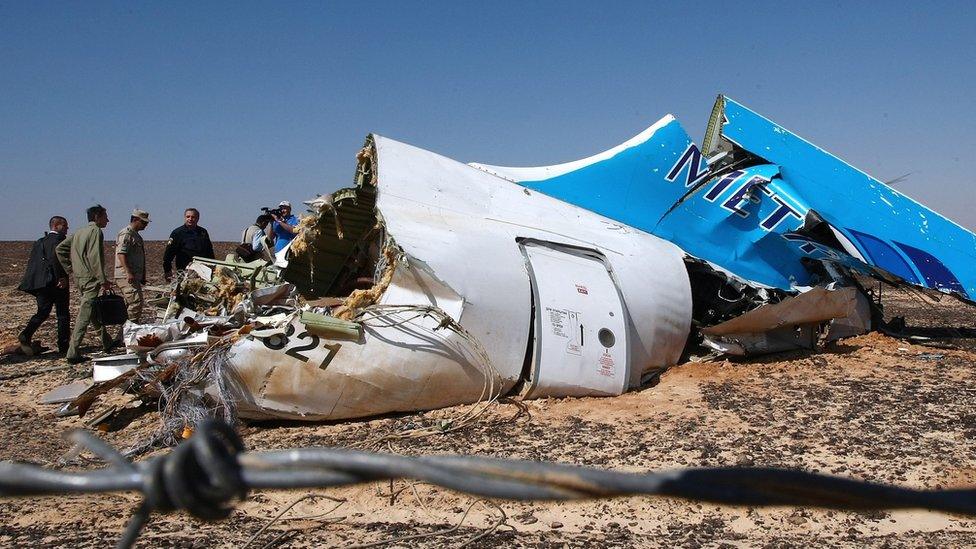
[163,225,215,274]
[18,232,67,294]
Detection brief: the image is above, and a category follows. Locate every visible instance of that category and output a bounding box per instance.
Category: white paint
[228,314,496,420]
[375,134,692,393]
[469,115,676,182]
[225,133,694,421]
[379,255,465,322]
[522,243,629,398]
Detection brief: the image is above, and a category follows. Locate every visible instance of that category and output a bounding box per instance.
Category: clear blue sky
[2,1,974,240]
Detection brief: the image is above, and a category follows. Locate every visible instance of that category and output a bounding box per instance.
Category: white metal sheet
[523,243,629,397]
[373,135,693,388]
[379,255,464,322]
[226,302,500,421]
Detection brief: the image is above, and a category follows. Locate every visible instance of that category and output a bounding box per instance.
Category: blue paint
[665,143,710,187]
[500,98,976,299]
[518,121,815,289]
[848,229,921,284]
[894,241,967,296]
[519,119,700,236]
[720,97,976,298]
[704,170,744,202]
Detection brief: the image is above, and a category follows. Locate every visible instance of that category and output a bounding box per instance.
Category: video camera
[261,206,286,218]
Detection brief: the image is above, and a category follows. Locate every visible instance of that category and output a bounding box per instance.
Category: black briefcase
[92,291,128,326]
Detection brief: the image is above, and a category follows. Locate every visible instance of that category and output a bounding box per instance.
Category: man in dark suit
[17,215,71,356]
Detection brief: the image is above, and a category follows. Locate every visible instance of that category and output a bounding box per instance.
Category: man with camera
[115,209,150,322]
[163,207,215,282]
[17,215,71,356]
[236,213,274,263]
[269,200,300,253]
[56,204,115,364]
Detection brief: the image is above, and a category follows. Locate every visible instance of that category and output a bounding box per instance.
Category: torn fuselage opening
[283,136,388,300]
[685,258,786,329]
[682,257,787,354]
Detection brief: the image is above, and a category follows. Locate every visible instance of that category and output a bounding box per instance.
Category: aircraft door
[521,242,629,398]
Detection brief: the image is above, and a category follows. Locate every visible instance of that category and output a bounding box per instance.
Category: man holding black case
[57,204,115,364]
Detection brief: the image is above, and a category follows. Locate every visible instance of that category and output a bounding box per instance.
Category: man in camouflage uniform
[115,209,150,322]
[56,204,114,364]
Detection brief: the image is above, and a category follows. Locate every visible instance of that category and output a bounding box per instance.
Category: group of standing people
[17,201,299,363]
[18,205,162,363]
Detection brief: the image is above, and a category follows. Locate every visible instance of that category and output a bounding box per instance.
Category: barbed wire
[1,420,974,549]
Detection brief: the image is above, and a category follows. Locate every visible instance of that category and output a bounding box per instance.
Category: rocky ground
[0,240,974,547]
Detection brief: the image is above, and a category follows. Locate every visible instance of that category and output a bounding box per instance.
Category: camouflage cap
[132,209,151,223]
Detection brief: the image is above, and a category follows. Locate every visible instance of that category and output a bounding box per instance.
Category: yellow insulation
[287,214,319,256]
[332,245,400,320]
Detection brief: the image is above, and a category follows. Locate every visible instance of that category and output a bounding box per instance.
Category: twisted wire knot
[141,420,248,520]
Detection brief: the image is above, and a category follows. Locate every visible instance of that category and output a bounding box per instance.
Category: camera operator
[236,214,274,263]
[270,200,300,253]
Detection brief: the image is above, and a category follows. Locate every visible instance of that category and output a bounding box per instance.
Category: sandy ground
[1,240,975,547]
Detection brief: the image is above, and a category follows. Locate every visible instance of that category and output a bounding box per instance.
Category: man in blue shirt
[271,200,300,253]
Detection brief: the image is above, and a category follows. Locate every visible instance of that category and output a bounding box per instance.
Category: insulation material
[287,213,321,256]
[331,245,399,320]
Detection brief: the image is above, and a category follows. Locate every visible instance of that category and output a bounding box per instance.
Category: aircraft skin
[225,97,975,421]
[231,134,694,421]
[472,96,976,299]
[714,97,975,299]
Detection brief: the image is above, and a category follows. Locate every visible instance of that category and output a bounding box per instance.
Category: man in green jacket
[56,204,115,364]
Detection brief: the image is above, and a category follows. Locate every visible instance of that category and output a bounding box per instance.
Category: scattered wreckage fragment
[472,94,974,353]
[42,95,976,437]
[471,94,976,302]
[227,135,694,420]
[49,134,695,430]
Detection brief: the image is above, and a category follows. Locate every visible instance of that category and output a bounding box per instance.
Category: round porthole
[598,328,615,348]
[263,334,288,350]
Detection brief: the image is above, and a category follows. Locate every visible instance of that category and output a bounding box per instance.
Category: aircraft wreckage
[49,95,976,433]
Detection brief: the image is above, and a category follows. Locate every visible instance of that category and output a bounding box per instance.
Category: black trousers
[20,287,70,352]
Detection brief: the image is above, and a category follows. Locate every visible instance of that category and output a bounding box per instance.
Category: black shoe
[66,355,90,365]
[18,333,34,357]
[102,339,123,353]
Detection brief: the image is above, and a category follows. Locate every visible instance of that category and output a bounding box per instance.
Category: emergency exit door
[521,242,629,398]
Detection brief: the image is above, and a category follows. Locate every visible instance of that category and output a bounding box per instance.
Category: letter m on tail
[665,143,709,187]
